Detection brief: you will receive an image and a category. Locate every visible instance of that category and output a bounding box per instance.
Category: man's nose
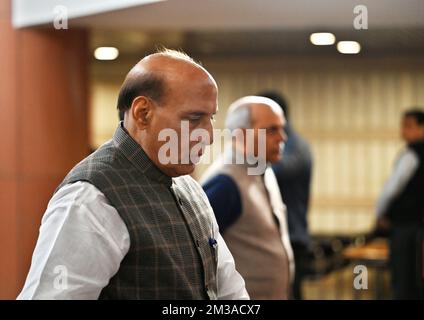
[279,129,287,142]
[204,121,214,146]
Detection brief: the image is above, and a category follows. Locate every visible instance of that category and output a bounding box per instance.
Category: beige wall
[90,54,424,236]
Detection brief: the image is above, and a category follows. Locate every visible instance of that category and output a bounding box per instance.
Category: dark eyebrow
[183,111,217,116]
[265,124,285,130]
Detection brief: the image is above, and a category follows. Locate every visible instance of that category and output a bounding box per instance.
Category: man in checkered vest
[18,49,248,300]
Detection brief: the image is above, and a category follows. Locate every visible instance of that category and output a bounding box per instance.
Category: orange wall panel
[0,0,89,299]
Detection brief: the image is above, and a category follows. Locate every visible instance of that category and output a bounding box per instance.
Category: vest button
[178,198,183,205]
[196,239,200,247]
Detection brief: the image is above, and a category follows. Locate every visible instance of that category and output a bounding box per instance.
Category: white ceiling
[15,0,423,57]
[13,0,162,28]
[72,0,424,31]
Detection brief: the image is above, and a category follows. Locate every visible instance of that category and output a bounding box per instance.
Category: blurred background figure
[376,109,424,300]
[258,91,313,300]
[201,96,294,299]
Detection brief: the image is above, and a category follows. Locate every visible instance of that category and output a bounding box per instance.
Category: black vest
[387,140,424,225]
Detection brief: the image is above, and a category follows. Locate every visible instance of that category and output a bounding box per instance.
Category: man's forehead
[140,54,210,79]
[178,96,218,114]
[403,116,420,126]
[250,103,285,126]
[251,103,283,117]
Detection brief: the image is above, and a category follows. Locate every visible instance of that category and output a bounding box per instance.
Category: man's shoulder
[57,140,132,191]
[398,146,419,164]
[202,174,238,191]
[51,181,106,208]
[69,140,120,171]
[87,140,125,166]
[290,131,312,153]
[408,140,424,158]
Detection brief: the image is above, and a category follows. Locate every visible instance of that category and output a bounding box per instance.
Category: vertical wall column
[0,0,89,299]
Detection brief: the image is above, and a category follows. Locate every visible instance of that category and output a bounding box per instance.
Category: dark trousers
[291,242,309,300]
[389,224,424,300]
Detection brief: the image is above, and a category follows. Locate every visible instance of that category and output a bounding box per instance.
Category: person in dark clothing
[119,109,125,122]
[257,91,313,300]
[376,108,424,300]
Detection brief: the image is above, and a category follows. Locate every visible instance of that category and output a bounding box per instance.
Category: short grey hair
[225,95,283,131]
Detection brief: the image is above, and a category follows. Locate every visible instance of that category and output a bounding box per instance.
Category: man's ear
[131,96,152,129]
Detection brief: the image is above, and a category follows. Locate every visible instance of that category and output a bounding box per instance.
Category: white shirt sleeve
[212,221,249,300]
[216,234,250,300]
[18,180,248,300]
[17,181,130,300]
[376,149,420,217]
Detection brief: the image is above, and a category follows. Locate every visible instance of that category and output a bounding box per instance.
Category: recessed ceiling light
[310,32,336,46]
[94,47,119,60]
[337,41,361,54]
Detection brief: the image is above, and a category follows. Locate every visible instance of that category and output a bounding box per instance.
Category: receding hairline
[148,48,197,64]
[403,108,424,125]
[137,48,213,80]
[117,49,216,114]
[225,96,284,130]
[134,49,217,92]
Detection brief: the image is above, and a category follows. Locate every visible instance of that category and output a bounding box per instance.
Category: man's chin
[171,163,196,176]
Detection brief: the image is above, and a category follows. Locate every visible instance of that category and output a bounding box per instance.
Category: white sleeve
[17,181,130,300]
[214,220,249,300]
[376,149,420,217]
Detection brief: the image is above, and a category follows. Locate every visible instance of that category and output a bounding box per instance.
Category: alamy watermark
[353,5,368,30]
[53,5,68,30]
[53,265,68,290]
[353,265,368,290]
[158,121,269,175]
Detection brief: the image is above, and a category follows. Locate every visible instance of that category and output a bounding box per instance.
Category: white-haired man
[201,96,294,299]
